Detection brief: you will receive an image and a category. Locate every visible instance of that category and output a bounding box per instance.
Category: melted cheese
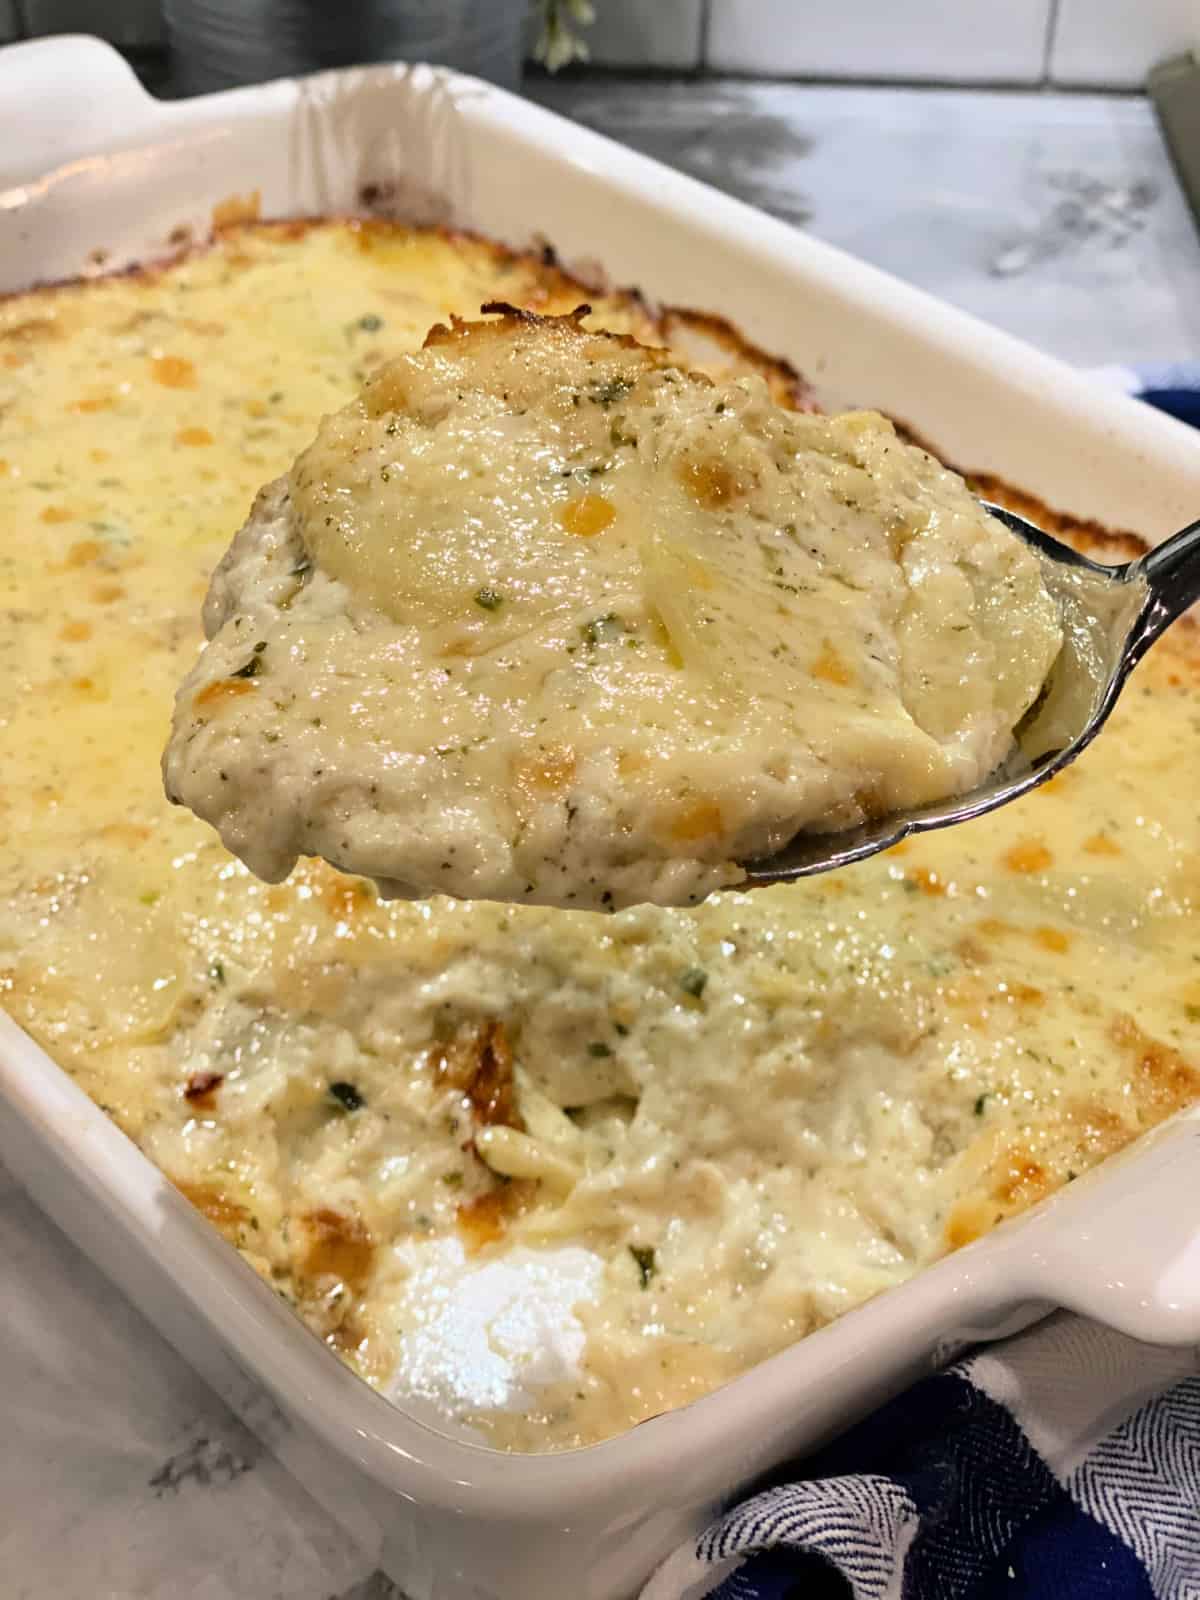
[163,310,1060,910]
[1,220,1198,1452]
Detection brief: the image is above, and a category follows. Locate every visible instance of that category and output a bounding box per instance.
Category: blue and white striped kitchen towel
[1092,362,1200,430]
[643,370,1200,1600]
[643,1314,1200,1600]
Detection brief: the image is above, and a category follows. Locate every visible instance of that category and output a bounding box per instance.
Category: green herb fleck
[590,376,632,407]
[580,611,625,648]
[358,313,383,332]
[629,1244,657,1288]
[329,1081,365,1113]
[613,1021,630,1036]
[475,588,504,611]
[679,966,708,999]
[209,961,226,985]
[232,641,267,679]
[1185,1003,1200,1024]
[441,1170,463,1188]
[587,1041,613,1058]
[974,1093,989,1116]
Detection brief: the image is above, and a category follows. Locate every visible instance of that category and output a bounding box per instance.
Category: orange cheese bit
[40,505,74,524]
[69,677,108,701]
[909,865,947,896]
[1034,925,1072,954]
[173,1179,249,1233]
[1002,839,1053,874]
[667,799,724,843]
[194,678,257,713]
[176,425,215,447]
[993,1150,1050,1208]
[456,1180,534,1254]
[558,492,616,537]
[514,745,577,795]
[1083,832,1122,857]
[678,455,737,508]
[1007,981,1045,1006]
[151,355,198,389]
[317,868,375,924]
[457,1189,507,1252]
[811,641,853,687]
[945,1199,991,1251]
[59,620,93,642]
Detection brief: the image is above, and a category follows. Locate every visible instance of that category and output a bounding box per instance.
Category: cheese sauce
[163,310,1059,910]
[2,220,1198,1451]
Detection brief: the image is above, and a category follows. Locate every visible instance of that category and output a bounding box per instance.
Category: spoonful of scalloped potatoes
[163,305,1183,912]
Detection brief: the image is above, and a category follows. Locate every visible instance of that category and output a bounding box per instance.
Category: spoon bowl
[739,502,1200,886]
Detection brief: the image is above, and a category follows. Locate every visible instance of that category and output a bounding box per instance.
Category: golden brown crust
[11,210,1190,1425]
[659,305,817,412]
[0,210,1153,574]
[962,472,1147,563]
[2,211,1137,566]
[891,417,1149,561]
[418,301,671,364]
[435,1020,523,1132]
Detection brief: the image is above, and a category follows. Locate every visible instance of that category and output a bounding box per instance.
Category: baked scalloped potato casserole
[163,306,1060,910]
[2,218,1199,1451]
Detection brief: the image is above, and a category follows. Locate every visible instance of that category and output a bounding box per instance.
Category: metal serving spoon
[740,503,1200,887]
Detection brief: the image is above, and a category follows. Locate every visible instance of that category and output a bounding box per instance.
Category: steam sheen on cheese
[163,309,1062,910]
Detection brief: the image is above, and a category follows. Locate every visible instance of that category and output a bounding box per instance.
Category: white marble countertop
[529,77,1200,368]
[3,75,1199,1600]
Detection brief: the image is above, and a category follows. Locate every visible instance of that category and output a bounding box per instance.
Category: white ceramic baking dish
[3,34,1200,1600]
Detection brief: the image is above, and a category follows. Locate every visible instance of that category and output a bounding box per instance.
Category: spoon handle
[1132,516,1200,650]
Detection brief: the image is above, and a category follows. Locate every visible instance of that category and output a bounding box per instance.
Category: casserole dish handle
[1011,1110,1200,1344]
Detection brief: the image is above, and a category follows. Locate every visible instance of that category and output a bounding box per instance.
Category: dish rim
[2,32,1200,1526]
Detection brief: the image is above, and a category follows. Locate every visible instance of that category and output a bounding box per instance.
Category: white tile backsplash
[707,0,1053,82]
[1050,0,1200,88]
[587,0,703,69]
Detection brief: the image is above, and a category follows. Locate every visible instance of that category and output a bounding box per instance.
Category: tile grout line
[1042,0,1064,87]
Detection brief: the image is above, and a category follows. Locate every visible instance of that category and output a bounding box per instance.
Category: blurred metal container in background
[161,0,527,94]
